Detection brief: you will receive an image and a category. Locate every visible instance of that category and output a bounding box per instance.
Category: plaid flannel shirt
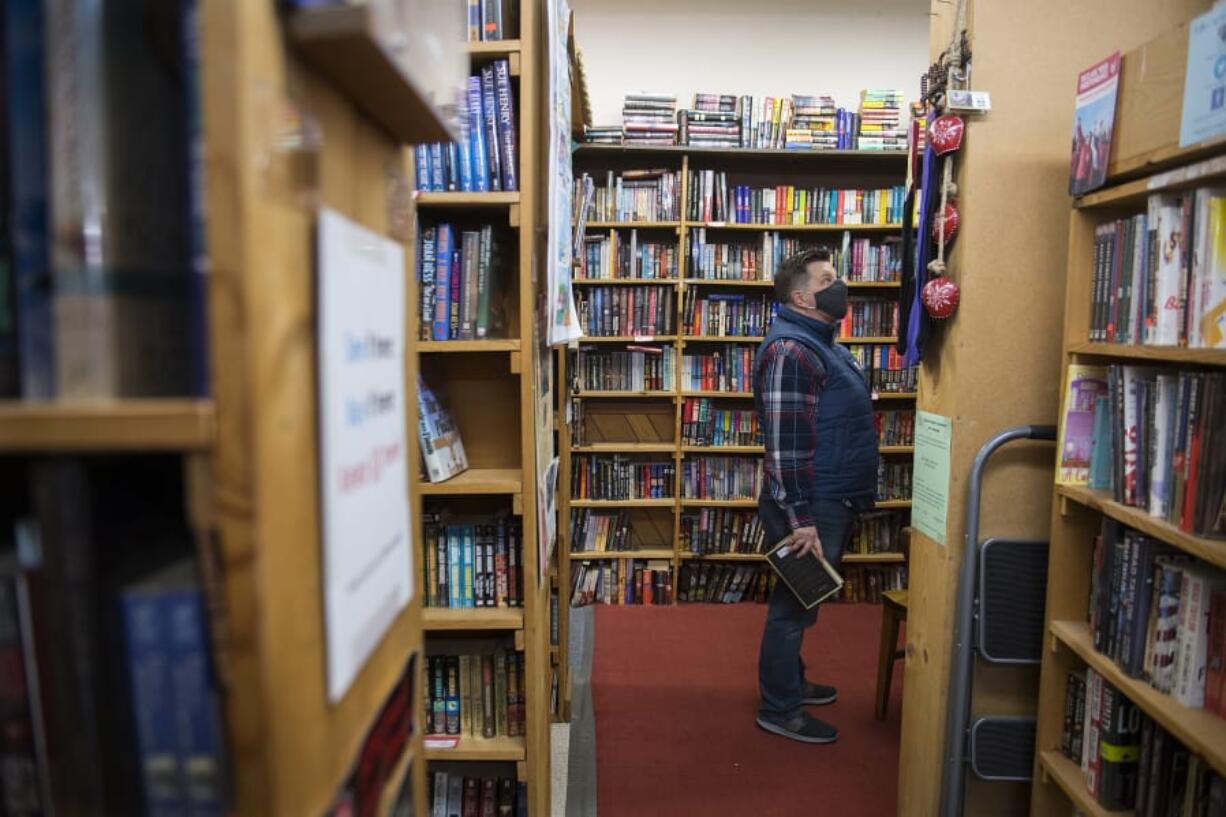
[754,338,827,531]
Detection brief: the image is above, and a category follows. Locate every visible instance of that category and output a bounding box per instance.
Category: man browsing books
[753,248,879,744]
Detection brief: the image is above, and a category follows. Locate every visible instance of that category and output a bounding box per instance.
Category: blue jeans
[757,494,856,721]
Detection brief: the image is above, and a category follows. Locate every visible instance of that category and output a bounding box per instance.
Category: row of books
[575,170,681,222]
[421,512,524,610]
[681,347,754,393]
[681,291,776,338]
[575,285,675,337]
[837,299,898,339]
[569,509,635,553]
[841,565,907,604]
[680,399,761,447]
[2,0,208,399]
[1089,518,1226,714]
[1062,365,1225,539]
[572,344,673,392]
[681,455,763,501]
[424,648,526,738]
[687,171,906,226]
[877,462,913,502]
[464,0,517,41]
[570,559,673,606]
[578,233,678,280]
[570,455,675,500]
[876,409,915,447]
[845,344,920,394]
[418,224,508,341]
[1062,670,1226,814]
[429,773,526,817]
[678,564,773,603]
[1087,190,1226,349]
[413,60,518,193]
[680,508,767,555]
[849,510,908,555]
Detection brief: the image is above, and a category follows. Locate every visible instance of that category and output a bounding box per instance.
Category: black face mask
[811,279,848,320]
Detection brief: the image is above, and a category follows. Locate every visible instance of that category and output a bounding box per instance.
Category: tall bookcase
[408,5,554,813]
[556,143,916,716]
[1029,150,1226,812]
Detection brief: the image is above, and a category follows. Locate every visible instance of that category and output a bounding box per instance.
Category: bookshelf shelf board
[466,39,522,55]
[1068,342,1226,368]
[679,552,764,561]
[843,552,907,564]
[423,734,526,762]
[1076,152,1226,210]
[680,498,759,508]
[682,335,765,343]
[1056,485,1226,570]
[686,222,903,233]
[682,279,772,288]
[573,144,908,162]
[568,498,676,508]
[418,339,521,353]
[572,278,678,286]
[880,446,915,454]
[572,390,677,399]
[572,442,676,453]
[1050,619,1226,774]
[1037,751,1132,817]
[681,445,764,454]
[0,400,215,452]
[680,390,753,399]
[839,336,899,345]
[873,392,918,401]
[289,4,456,143]
[568,550,676,560]
[418,468,523,496]
[421,608,524,631]
[414,191,521,207]
[576,335,678,343]
[875,500,913,509]
[584,221,681,229]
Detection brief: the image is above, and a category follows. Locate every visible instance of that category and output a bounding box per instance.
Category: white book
[1195,189,1226,348]
[1151,194,1186,346]
[1081,667,1101,792]
[1172,566,1223,708]
[432,771,449,817]
[1121,366,1142,506]
[1150,373,1178,517]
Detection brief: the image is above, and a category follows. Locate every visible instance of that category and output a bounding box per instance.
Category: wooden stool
[874,527,911,721]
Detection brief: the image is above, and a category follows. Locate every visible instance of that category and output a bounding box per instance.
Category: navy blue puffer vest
[756,307,879,500]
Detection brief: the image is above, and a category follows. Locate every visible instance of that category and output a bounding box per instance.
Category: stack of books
[857,89,907,151]
[622,93,678,145]
[785,95,839,151]
[583,124,623,145]
[678,93,740,148]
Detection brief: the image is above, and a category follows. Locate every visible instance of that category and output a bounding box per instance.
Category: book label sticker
[317,207,414,702]
[1181,5,1226,148]
[912,410,952,546]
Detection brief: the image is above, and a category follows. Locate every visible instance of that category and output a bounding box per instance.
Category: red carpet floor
[591,603,903,817]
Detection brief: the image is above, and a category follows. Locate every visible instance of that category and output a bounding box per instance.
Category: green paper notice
[911,410,952,546]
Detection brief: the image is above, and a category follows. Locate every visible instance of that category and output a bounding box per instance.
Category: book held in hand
[765,536,844,609]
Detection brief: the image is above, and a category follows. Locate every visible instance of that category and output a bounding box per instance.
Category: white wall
[570,0,931,126]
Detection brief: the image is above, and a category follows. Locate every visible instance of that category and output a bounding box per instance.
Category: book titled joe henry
[765,536,844,609]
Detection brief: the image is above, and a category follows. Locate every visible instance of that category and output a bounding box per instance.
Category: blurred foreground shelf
[0,400,216,453]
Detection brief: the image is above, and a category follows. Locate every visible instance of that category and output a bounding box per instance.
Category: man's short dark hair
[774,247,832,304]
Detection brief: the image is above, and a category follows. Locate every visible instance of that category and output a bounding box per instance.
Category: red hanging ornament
[932,201,960,245]
[929,114,965,156]
[923,276,960,319]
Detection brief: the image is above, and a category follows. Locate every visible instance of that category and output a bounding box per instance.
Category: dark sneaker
[755,712,839,744]
[802,681,838,706]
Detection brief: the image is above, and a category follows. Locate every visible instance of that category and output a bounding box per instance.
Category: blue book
[462,525,476,608]
[466,76,489,192]
[479,66,501,192]
[447,526,462,608]
[493,59,518,191]
[5,0,54,398]
[457,89,474,192]
[433,225,453,340]
[415,146,433,192]
[429,143,445,191]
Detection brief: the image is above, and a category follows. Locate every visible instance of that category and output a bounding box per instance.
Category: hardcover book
[764,536,843,610]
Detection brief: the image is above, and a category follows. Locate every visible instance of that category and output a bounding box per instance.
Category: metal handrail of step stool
[938,424,1057,817]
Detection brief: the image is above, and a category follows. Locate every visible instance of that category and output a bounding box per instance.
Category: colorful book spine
[493,59,518,192]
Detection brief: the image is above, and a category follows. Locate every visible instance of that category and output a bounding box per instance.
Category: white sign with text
[317,207,413,703]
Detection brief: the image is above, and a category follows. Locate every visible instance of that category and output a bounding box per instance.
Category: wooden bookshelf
[0,400,215,452]
[555,142,917,725]
[408,2,552,810]
[1032,134,1226,816]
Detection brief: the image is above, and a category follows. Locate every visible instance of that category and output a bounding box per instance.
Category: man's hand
[790,525,822,560]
